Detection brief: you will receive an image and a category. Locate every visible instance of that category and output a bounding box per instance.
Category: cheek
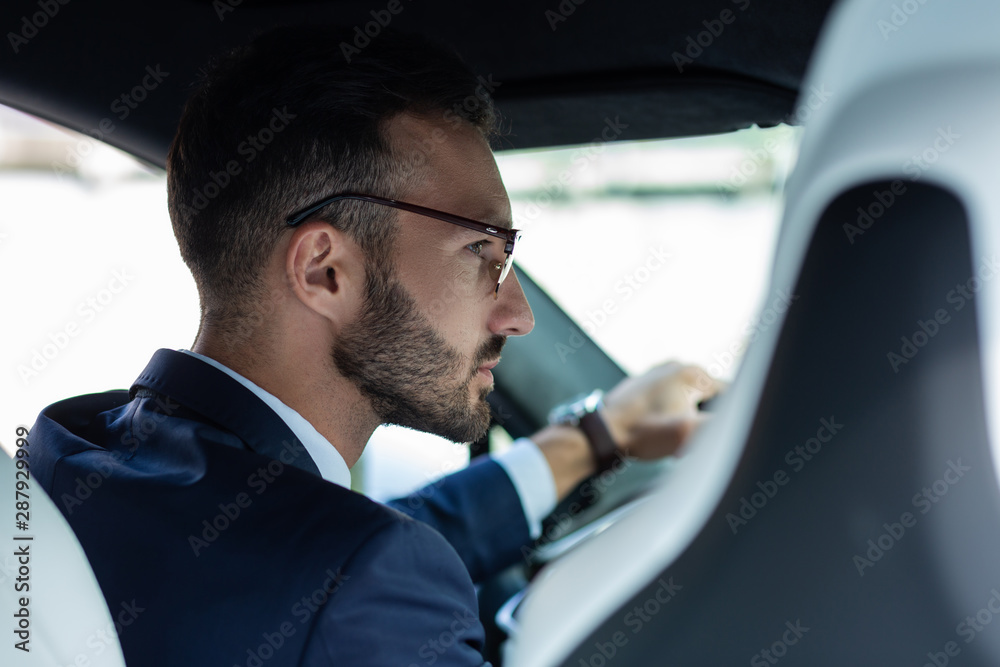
[418,263,481,321]
[422,278,490,364]
[397,237,478,306]
[396,241,488,352]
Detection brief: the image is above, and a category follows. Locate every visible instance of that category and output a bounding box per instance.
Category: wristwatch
[547,389,619,474]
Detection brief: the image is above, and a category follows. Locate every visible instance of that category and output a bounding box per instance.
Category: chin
[454,388,493,443]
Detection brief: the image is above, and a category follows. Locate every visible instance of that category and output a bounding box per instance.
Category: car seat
[0,444,127,667]
[507,0,1000,664]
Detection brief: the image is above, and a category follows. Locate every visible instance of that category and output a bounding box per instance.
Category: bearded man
[31,25,716,667]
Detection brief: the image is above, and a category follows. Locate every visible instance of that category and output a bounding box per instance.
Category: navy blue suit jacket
[31,349,532,666]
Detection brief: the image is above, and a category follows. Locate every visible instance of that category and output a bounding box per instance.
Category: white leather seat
[508,0,1000,664]
[0,442,127,667]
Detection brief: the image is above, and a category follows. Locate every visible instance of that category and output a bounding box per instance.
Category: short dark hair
[167,25,498,325]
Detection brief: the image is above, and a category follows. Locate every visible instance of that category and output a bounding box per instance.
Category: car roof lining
[0,0,834,165]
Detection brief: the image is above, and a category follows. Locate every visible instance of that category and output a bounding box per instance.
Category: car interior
[3,0,999,665]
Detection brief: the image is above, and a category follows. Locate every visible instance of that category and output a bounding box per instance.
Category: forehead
[386,112,511,227]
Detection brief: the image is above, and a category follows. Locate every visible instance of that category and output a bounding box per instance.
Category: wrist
[531,424,596,501]
[547,389,619,474]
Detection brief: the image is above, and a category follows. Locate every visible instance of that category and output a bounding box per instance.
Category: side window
[0,104,800,501]
[497,126,801,379]
[0,105,199,456]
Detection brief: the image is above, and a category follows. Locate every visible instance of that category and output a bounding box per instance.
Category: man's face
[332,113,534,443]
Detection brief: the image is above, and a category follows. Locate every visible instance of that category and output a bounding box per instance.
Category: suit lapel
[131,349,321,477]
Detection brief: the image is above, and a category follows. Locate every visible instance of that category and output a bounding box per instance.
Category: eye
[467,240,489,257]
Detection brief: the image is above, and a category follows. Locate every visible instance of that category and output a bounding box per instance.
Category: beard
[331,260,505,443]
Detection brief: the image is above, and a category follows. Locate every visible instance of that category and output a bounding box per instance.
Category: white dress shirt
[180,349,556,538]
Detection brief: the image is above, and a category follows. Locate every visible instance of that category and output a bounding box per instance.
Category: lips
[477,358,500,382]
[473,336,506,384]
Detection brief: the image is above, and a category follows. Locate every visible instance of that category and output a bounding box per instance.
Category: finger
[622,413,708,460]
[676,366,724,406]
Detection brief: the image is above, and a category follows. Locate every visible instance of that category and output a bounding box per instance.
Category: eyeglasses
[286,193,521,298]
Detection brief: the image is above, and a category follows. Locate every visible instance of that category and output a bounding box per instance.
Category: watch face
[548,390,604,425]
[582,390,604,413]
[547,403,579,426]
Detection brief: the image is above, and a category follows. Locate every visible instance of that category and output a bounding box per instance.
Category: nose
[488,269,534,337]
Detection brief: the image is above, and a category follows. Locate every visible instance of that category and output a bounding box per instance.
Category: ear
[285,221,366,329]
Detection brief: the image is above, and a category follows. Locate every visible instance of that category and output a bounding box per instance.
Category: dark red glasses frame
[286,193,521,297]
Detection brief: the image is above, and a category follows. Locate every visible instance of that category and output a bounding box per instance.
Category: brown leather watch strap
[578,409,619,473]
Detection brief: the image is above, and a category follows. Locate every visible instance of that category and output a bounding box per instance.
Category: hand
[533,361,723,500]
[602,361,723,461]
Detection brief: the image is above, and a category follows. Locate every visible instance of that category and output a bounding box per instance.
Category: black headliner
[0,0,835,166]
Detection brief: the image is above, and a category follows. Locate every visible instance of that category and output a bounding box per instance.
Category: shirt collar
[179,349,352,489]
